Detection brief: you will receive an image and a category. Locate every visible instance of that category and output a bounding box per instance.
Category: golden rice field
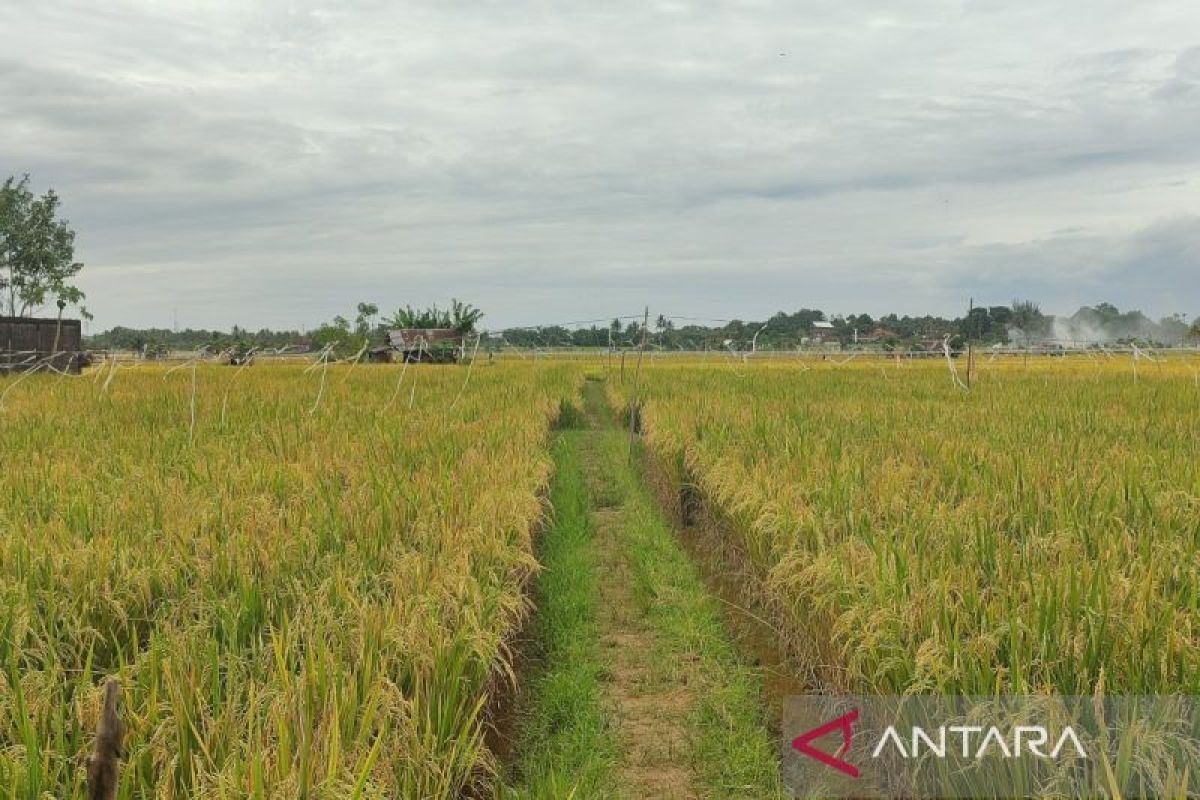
[4,352,1200,798]
[612,354,1200,696]
[0,361,578,798]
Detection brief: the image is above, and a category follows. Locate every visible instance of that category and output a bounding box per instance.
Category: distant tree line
[86,300,1200,355]
[491,301,1198,351]
[86,300,487,360]
[87,325,307,355]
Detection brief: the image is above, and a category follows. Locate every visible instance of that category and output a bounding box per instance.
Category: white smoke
[1007,325,1032,345]
[1050,317,1110,344]
[1006,306,1191,346]
[1049,307,1189,345]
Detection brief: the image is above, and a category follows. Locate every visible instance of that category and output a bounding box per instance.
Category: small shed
[0,315,85,374]
[387,328,464,363]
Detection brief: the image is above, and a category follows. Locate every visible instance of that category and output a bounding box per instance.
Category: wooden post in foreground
[965,297,974,389]
[628,306,650,458]
[87,678,124,800]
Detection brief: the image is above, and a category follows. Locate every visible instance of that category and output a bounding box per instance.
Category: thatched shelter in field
[366,346,393,364]
[387,328,464,363]
[0,315,86,374]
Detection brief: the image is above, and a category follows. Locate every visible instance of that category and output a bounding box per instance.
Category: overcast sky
[3,1,1199,332]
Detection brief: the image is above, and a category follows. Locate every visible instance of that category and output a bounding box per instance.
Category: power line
[481,314,645,333]
[662,314,735,324]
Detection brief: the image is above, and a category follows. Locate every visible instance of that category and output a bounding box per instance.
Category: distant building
[808,320,837,344]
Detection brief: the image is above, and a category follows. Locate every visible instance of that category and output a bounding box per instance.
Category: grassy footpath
[587,381,785,799]
[502,426,620,798]
[505,379,784,798]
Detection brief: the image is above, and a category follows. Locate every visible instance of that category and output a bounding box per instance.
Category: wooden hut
[366,346,393,364]
[387,328,464,363]
[0,315,85,374]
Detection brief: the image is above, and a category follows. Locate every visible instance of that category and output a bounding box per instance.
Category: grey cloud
[0,0,1197,330]
[950,216,1200,315]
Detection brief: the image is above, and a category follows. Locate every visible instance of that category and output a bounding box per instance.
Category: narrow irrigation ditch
[639,452,815,726]
[503,378,785,799]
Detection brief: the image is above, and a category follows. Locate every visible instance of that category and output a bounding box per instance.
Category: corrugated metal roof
[387,328,463,348]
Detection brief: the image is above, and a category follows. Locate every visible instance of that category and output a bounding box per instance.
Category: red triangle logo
[791,708,860,778]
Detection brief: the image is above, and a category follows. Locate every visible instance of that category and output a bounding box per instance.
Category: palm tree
[388,299,483,334]
[448,299,483,334]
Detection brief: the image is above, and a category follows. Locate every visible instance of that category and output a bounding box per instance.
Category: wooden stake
[628,306,649,458]
[965,297,974,390]
[87,678,124,800]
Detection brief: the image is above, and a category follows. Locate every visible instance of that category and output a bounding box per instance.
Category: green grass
[583,382,785,799]
[623,481,786,798]
[502,431,619,799]
[507,382,784,798]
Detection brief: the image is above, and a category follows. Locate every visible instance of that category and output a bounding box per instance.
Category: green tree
[448,299,483,334]
[0,175,88,319]
[311,315,357,359]
[1009,299,1048,338]
[311,302,388,360]
[388,298,483,334]
[354,302,379,337]
[961,307,991,340]
[988,306,1012,327]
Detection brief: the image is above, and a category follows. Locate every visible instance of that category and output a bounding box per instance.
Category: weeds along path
[508,378,784,799]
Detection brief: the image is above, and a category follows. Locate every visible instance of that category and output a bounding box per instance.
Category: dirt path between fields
[576,389,698,799]
[505,379,785,798]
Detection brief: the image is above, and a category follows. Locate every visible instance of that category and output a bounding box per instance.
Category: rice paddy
[0,362,578,798]
[3,352,1199,798]
[611,355,1200,696]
